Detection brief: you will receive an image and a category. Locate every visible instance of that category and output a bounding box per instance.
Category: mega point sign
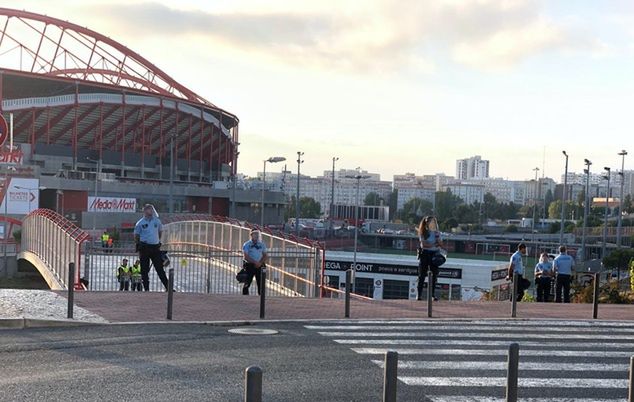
[88,196,137,213]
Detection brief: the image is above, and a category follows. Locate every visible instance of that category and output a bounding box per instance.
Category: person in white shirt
[507,243,529,301]
[534,252,554,302]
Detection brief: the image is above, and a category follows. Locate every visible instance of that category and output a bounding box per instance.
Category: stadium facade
[0,8,285,230]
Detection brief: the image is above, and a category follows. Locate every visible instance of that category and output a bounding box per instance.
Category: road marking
[305,321,634,329]
[352,347,634,358]
[399,376,628,388]
[369,360,630,371]
[428,398,625,402]
[334,339,634,349]
[319,331,634,340]
[306,325,634,333]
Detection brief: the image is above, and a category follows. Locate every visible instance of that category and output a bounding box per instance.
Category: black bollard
[244,365,263,402]
[627,356,634,402]
[511,272,518,318]
[383,351,398,402]
[427,270,433,318]
[592,272,600,319]
[345,269,352,318]
[506,343,520,402]
[259,266,267,319]
[167,268,174,320]
[67,262,75,319]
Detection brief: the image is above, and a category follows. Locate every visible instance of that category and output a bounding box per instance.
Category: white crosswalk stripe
[306,320,634,401]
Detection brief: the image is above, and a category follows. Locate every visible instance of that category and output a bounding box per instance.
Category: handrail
[21,208,89,289]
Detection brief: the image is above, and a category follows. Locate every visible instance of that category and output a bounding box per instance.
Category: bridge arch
[18,209,89,290]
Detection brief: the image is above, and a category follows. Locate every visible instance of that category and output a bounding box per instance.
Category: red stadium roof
[0,7,233,117]
[0,7,238,179]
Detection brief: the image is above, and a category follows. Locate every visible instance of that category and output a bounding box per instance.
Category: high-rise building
[456,155,490,180]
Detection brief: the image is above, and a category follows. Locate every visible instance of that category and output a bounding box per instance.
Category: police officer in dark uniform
[134,204,169,291]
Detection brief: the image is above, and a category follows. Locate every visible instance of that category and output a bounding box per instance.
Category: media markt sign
[88,197,136,213]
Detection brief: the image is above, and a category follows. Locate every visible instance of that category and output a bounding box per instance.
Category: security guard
[507,243,530,301]
[242,228,268,295]
[130,259,143,291]
[134,204,169,291]
[117,258,131,291]
[553,245,575,303]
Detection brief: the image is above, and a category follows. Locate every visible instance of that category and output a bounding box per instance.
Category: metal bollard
[167,268,174,320]
[592,272,600,319]
[506,342,520,402]
[511,272,517,318]
[627,356,634,402]
[383,351,398,402]
[345,269,352,318]
[67,262,75,319]
[259,267,267,319]
[244,365,263,402]
[427,270,433,318]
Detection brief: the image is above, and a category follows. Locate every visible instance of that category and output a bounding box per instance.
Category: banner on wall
[88,197,137,213]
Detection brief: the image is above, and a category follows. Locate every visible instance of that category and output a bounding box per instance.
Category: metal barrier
[84,246,323,297]
[161,219,324,297]
[20,209,90,289]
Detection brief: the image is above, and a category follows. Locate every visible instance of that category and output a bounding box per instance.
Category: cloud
[78,0,599,73]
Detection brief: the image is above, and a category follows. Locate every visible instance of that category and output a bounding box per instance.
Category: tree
[400,198,433,225]
[548,199,561,219]
[435,190,463,222]
[544,189,554,214]
[364,192,382,206]
[286,196,321,219]
[602,248,634,270]
[387,190,398,221]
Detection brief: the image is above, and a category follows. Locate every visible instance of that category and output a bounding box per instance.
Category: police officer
[507,243,529,301]
[242,228,268,295]
[134,204,169,291]
[553,245,575,303]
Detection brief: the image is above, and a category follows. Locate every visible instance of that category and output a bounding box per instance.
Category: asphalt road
[0,320,632,401]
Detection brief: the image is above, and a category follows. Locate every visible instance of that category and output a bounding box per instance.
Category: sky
[3,0,634,182]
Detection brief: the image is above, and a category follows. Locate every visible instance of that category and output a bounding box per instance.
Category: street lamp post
[346,172,370,294]
[330,157,339,230]
[531,167,540,254]
[602,167,611,260]
[616,150,627,249]
[581,159,592,262]
[230,144,240,218]
[296,151,304,237]
[559,151,569,245]
[260,156,286,229]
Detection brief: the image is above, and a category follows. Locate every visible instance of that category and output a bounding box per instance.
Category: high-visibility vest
[131,264,142,278]
[118,265,131,279]
[102,233,109,242]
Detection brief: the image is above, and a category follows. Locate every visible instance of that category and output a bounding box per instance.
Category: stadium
[0,8,285,228]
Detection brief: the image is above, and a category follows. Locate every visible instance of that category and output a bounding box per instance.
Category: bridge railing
[21,209,90,289]
[162,219,324,297]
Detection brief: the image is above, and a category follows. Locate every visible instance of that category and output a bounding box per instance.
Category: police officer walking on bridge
[134,204,169,291]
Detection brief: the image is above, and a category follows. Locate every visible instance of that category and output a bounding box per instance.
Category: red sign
[0,115,7,147]
[0,145,23,164]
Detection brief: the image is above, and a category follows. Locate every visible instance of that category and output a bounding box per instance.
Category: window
[383,279,409,300]
[354,277,374,298]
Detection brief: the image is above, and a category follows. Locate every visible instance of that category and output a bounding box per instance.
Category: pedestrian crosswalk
[305,320,634,401]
